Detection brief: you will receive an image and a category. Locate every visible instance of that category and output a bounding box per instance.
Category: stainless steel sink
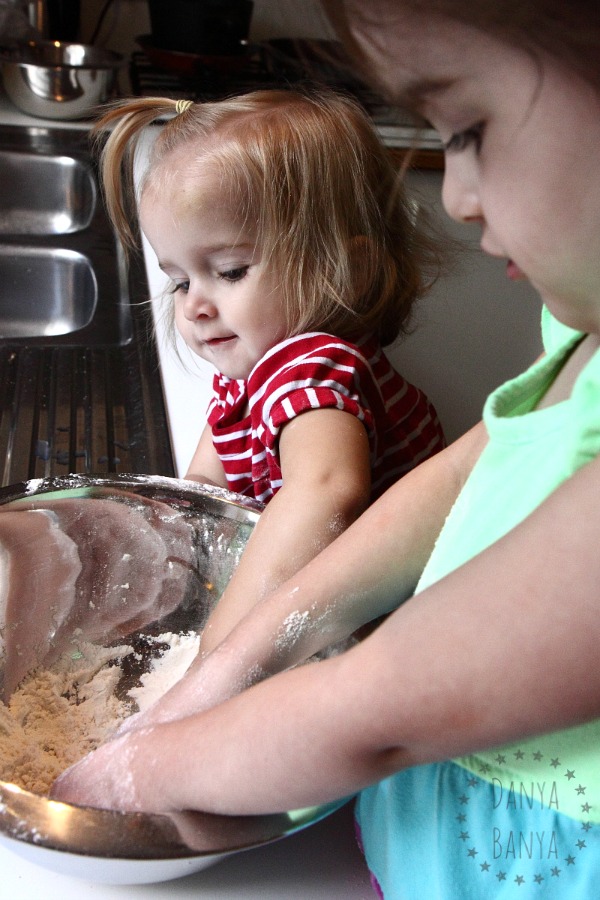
[0,124,131,347]
[0,246,96,339]
[0,125,175,485]
[0,149,96,235]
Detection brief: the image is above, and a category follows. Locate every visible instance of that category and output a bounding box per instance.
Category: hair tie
[175,99,194,115]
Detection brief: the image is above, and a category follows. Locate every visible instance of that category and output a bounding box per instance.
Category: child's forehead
[140,159,256,243]
[144,151,232,205]
[151,141,218,182]
[342,4,509,104]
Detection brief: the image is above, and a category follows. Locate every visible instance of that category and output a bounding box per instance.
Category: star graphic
[577,839,587,850]
[514,874,525,885]
[480,861,490,872]
[459,831,470,842]
[467,847,478,858]
[534,874,544,885]
[582,822,592,832]
[459,794,470,805]
[456,813,467,823]
[565,769,576,780]
[576,784,587,795]
[478,762,491,774]
[550,757,561,768]
[582,803,592,814]
[496,871,507,882]
[533,750,543,761]
[467,777,478,788]
[495,754,506,765]
[565,855,576,866]
[514,749,525,760]
[551,867,561,878]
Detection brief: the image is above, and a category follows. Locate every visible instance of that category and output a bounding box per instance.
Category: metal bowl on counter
[0,474,346,884]
[0,41,123,120]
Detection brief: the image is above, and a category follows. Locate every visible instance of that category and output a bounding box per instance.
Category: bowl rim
[0,40,125,70]
[0,473,263,520]
[0,780,348,861]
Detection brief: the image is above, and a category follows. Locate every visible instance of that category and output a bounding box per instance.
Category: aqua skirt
[355,759,600,899]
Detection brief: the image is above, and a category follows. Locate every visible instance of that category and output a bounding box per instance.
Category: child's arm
[184,423,229,487]
[199,407,373,654]
[107,421,488,733]
[52,449,600,815]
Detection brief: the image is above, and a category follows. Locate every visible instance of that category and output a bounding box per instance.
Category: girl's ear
[348,235,376,299]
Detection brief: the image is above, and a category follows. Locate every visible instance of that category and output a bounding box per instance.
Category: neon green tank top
[416,308,600,823]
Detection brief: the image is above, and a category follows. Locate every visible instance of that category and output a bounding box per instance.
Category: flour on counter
[0,631,200,795]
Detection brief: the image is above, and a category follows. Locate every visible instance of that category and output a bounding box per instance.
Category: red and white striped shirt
[207,332,444,504]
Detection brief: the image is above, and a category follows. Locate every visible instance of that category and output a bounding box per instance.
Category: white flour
[128,631,200,712]
[0,631,200,795]
[275,609,312,651]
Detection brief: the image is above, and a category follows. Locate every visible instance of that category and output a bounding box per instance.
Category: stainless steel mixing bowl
[0,41,124,120]
[0,474,347,883]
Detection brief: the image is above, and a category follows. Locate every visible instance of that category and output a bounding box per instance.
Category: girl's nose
[441,157,484,224]
[182,285,217,322]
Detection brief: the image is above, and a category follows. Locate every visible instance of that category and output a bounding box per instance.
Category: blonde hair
[94,88,445,346]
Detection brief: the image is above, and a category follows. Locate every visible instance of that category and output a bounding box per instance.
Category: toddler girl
[95,88,444,651]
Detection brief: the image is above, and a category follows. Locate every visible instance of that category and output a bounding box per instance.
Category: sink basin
[0,127,174,488]
[0,124,132,347]
[0,246,96,339]
[0,150,96,236]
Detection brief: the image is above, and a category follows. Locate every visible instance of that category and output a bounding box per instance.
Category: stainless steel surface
[0,781,344,884]
[0,41,123,120]
[0,124,131,347]
[0,246,96,338]
[0,148,95,235]
[0,123,174,483]
[0,475,344,885]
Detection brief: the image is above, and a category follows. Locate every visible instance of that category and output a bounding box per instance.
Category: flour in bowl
[0,630,200,795]
[127,631,200,713]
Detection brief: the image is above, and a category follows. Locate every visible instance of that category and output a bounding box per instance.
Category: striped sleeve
[248,334,376,453]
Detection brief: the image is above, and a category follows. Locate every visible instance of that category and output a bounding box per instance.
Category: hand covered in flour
[50,729,155,812]
[115,638,262,737]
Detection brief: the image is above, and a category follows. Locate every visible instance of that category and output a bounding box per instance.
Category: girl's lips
[205,335,236,346]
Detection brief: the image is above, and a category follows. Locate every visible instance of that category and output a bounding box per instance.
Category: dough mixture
[0,631,200,795]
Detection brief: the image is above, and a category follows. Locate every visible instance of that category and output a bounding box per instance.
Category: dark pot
[148,0,254,56]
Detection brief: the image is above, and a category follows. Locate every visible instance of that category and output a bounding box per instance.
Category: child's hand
[51,730,148,812]
[117,639,262,737]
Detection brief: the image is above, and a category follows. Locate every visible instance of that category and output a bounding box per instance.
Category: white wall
[394,170,542,442]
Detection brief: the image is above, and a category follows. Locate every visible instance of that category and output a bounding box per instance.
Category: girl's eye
[219,266,249,283]
[170,280,189,294]
[443,122,485,154]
